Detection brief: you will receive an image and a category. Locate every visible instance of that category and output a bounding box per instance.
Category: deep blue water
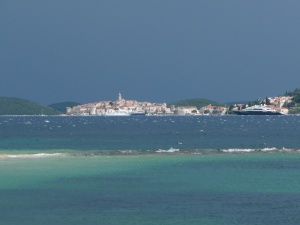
[0,115,300,151]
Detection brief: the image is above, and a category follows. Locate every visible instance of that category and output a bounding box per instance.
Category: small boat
[234,105,285,115]
[102,110,131,116]
[130,111,146,116]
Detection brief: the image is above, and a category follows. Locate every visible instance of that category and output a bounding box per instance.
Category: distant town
[65,93,292,116]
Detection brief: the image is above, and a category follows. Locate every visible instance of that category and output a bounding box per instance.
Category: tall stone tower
[118,92,123,101]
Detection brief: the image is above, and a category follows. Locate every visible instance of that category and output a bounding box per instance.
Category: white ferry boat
[130,111,146,116]
[234,105,286,115]
[101,110,131,116]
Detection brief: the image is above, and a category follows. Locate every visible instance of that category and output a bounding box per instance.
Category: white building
[66,93,170,116]
[175,106,198,115]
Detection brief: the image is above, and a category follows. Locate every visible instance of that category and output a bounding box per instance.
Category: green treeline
[48,102,80,113]
[285,88,300,105]
[284,88,300,114]
[0,97,59,115]
[168,98,223,109]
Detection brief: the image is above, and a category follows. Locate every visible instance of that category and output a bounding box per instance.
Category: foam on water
[1,148,300,160]
[0,153,66,159]
[222,148,256,153]
[221,147,297,153]
[156,147,180,153]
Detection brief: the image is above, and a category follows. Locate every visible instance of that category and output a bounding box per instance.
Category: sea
[1,115,300,225]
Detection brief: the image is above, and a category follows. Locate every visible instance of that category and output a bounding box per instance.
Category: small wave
[221,149,256,153]
[260,147,277,152]
[1,148,300,159]
[2,153,66,159]
[156,148,180,153]
[221,147,297,153]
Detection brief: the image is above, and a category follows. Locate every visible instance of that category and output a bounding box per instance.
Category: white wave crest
[3,153,66,159]
[156,148,180,153]
[260,147,277,152]
[221,149,256,153]
[222,147,280,153]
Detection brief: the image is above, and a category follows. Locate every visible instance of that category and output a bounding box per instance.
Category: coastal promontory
[0,97,58,115]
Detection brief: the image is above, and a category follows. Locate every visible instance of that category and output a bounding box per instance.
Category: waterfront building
[175,106,198,115]
[199,104,227,115]
[66,93,171,116]
[267,96,292,108]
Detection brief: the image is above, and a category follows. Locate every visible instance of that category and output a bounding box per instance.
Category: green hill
[49,102,81,113]
[285,88,300,104]
[0,97,59,115]
[168,98,223,109]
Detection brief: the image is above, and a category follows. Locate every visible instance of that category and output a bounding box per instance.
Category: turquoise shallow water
[1,153,300,225]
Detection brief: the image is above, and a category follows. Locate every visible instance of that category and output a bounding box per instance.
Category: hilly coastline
[49,102,81,113]
[1,97,224,115]
[0,97,59,115]
[1,88,300,115]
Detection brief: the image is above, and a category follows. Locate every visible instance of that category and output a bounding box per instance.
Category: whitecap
[156,148,179,153]
[281,147,294,152]
[221,149,255,153]
[119,150,135,154]
[5,153,66,159]
[260,147,277,152]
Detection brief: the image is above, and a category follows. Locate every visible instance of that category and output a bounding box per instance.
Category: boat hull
[234,111,284,115]
[102,113,131,116]
[130,112,146,116]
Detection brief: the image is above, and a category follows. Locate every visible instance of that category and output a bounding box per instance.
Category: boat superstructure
[100,109,131,116]
[234,105,286,115]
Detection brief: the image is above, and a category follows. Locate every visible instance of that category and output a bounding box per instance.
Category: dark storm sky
[1,1,300,104]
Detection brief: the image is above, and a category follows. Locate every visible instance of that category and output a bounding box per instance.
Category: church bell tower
[118,92,123,101]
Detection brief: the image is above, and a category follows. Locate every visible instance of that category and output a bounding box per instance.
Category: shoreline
[1,148,300,159]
